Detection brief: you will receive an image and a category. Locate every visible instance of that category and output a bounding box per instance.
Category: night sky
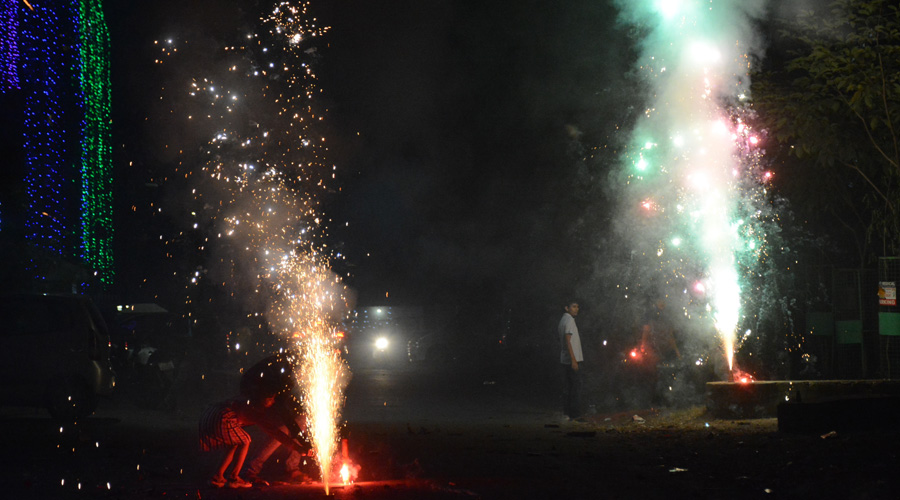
[106,0,635,316]
[319,1,631,304]
[2,0,856,380]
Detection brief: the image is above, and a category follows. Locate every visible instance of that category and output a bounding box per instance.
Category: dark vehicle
[345,326,411,367]
[111,303,184,409]
[344,306,422,368]
[0,293,116,420]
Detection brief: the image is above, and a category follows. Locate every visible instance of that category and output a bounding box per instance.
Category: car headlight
[375,337,389,351]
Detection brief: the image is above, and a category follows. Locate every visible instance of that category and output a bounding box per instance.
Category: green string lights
[19,0,114,289]
[77,0,113,286]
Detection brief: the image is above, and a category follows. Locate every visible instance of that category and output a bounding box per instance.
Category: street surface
[1,358,898,499]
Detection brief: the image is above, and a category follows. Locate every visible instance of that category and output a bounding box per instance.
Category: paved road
[0,359,573,500]
[3,359,899,499]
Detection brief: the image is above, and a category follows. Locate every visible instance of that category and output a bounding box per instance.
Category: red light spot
[731,368,755,384]
[340,463,351,484]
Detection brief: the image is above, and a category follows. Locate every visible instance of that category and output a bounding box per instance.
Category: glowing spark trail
[154,1,348,493]
[615,0,768,374]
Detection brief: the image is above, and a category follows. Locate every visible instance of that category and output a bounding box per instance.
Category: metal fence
[802,266,880,379]
[834,268,879,378]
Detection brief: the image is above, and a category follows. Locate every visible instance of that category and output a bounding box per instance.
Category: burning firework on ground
[613,0,775,378]
[152,1,351,493]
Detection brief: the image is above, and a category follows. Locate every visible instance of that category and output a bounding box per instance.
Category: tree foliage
[752,0,900,263]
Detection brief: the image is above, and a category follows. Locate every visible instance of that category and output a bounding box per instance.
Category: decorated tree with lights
[1,0,113,290]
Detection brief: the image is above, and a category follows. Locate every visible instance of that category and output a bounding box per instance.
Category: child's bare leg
[230,442,250,478]
[214,445,238,480]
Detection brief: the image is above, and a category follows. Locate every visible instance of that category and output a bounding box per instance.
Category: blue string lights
[1,0,19,91]
[16,0,114,289]
[21,0,80,258]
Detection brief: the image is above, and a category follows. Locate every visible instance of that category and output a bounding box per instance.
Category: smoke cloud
[586,0,771,407]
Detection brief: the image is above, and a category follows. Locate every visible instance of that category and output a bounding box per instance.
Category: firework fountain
[156,1,350,493]
[613,0,770,377]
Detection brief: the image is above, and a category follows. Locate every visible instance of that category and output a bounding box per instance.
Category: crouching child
[199,395,276,488]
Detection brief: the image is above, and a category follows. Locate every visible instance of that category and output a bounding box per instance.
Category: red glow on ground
[731,369,755,384]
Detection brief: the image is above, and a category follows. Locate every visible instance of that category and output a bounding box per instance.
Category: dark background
[1,1,841,370]
[101,0,638,324]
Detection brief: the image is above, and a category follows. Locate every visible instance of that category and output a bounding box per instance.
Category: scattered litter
[820,430,837,439]
[764,488,773,494]
[632,415,645,423]
[704,422,709,428]
[668,467,688,473]
[604,418,612,422]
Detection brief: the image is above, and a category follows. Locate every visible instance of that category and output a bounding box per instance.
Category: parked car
[0,293,116,420]
[343,306,421,368]
[110,303,180,408]
[345,328,410,367]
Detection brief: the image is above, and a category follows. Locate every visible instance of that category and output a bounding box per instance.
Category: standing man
[558,300,584,420]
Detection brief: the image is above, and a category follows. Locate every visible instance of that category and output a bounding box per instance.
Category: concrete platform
[706,379,900,421]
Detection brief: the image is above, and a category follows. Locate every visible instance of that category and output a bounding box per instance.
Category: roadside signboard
[879,281,896,306]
